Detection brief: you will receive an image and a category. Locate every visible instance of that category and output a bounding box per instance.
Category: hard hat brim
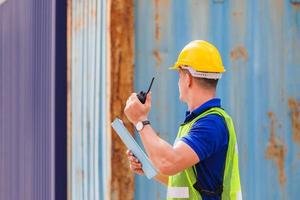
[169,65,225,73]
[168,65,179,70]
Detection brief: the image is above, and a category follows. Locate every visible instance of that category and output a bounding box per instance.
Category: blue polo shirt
[180,98,228,200]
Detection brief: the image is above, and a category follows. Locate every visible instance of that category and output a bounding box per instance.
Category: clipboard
[111,118,158,179]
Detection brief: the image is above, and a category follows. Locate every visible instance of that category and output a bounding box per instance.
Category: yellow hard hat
[169,40,225,75]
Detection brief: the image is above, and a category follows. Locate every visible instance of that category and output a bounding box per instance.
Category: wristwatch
[135,120,150,131]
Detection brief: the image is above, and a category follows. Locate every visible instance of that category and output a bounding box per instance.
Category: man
[124,40,242,200]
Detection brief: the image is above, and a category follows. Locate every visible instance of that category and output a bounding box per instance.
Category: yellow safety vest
[167,107,242,200]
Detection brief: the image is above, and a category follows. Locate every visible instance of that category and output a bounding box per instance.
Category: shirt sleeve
[180,114,229,161]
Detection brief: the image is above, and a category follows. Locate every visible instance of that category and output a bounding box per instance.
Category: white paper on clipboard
[111,118,157,179]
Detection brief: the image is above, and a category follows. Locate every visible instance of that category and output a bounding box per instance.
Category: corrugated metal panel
[69,0,109,199]
[0,0,56,200]
[134,0,300,199]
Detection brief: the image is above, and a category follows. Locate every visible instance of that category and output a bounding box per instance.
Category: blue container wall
[134,0,300,199]
[0,0,56,200]
[69,0,110,199]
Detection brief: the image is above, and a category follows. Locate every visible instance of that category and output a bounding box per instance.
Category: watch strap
[142,120,150,126]
[136,120,151,132]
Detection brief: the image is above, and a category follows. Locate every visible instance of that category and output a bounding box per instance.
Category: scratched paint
[152,49,162,67]
[265,112,287,186]
[288,98,300,146]
[154,0,160,40]
[230,46,249,61]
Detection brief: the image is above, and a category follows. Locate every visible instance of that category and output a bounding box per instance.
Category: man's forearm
[139,125,179,175]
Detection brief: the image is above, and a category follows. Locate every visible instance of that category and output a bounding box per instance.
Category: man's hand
[124,93,151,125]
[126,150,144,175]
[126,150,169,185]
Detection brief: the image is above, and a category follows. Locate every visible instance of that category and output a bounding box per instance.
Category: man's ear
[187,73,193,87]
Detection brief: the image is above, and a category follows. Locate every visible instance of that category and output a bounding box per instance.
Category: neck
[187,89,216,112]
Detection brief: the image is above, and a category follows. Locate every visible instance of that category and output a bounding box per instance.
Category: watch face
[136,121,143,131]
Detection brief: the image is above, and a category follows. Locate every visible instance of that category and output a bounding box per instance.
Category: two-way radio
[137,77,155,104]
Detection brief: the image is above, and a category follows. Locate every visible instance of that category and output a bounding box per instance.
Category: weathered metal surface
[110,0,135,199]
[68,0,110,199]
[0,0,56,200]
[134,0,300,199]
[109,0,134,200]
[69,0,135,199]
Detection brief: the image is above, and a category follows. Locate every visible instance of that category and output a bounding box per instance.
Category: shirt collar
[184,98,221,123]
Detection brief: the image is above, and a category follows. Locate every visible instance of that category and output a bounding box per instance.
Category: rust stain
[298,153,300,159]
[291,1,300,17]
[291,2,300,10]
[154,0,160,40]
[230,46,249,61]
[288,98,300,146]
[110,0,135,199]
[232,11,243,16]
[153,50,162,67]
[265,112,287,186]
[292,2,300,5]
[91,7,97,19]
[74,17,83,32]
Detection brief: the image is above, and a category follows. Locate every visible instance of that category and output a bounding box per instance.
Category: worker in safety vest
[124,40,242,200]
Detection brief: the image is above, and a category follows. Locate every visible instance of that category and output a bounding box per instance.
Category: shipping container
[0,0,56,200]
[67,0,110,199]
[3,0,298,199]
[0,0,67,199]
[134,0,300,199]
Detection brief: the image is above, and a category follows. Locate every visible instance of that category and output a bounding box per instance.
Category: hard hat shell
[169,40,225,73]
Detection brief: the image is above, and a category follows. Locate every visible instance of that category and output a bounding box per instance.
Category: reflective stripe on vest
[167,107,242,200]
[167,187,189,198]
